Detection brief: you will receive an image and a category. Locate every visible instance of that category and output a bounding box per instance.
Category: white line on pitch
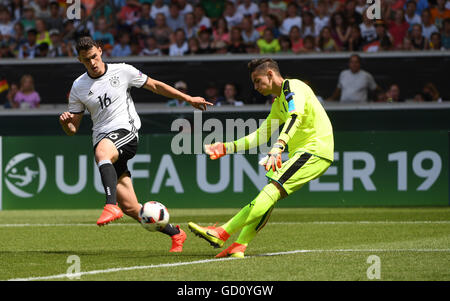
[7,248,450,281]
[1,221,450,227]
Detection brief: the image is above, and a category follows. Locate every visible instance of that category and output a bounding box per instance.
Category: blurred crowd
[0,0,449,59]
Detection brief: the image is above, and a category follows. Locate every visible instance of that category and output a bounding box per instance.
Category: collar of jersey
[87,63,108,80]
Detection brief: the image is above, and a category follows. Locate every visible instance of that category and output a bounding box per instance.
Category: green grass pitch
[0,207,449,281]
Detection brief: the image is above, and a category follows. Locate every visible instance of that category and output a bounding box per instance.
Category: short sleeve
[68,84,85,113]
[337,71,344,89]
[123,63,148,88]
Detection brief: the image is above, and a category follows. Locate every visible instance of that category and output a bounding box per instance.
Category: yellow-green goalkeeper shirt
[228,79,334,162]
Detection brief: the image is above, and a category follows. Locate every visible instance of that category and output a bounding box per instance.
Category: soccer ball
[139,201,170,232]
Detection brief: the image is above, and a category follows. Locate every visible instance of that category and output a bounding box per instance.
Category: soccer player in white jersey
[59,36,212,252]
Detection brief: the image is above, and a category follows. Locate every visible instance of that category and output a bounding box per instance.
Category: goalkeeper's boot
[97,204,123,226]
[215,242,246,258]
[188,222,229,248]
[169,225,187,253]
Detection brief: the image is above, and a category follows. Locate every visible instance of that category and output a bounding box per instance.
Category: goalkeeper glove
[259,143,285,172]
[204,142,235,160]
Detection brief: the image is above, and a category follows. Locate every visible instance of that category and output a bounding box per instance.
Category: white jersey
[68,63,148,145]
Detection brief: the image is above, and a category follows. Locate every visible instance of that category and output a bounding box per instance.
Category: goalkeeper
[188,58,334,258]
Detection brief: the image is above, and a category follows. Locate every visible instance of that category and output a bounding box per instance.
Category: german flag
[0,79,9,93]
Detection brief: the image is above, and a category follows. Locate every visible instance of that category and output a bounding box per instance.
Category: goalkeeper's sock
[98,160,117,205]
[222,183,281,235]
[235,205,275,246]
[160,223,181,236]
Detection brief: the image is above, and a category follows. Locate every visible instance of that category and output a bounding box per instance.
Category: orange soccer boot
[97,204,123,226]
[215,242,246,258]
[169,225,187,253]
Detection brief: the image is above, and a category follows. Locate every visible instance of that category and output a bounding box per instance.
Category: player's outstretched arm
[59,112,83,136]
[143,77,213,111]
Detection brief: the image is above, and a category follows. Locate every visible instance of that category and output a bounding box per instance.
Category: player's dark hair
[76,36,99,53]
[248,58,280,75]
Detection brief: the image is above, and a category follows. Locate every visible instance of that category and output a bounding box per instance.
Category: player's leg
[95,138,120,206]
[216,205,275,258]
[115,158,187,252]
[188,181,284,248]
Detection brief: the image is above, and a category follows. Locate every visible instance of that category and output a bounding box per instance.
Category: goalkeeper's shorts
[265,151,332,196]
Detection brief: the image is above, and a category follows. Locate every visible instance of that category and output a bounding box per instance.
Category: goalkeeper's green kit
[221,79,335,245]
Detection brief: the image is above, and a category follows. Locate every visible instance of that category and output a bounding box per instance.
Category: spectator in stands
[48,29,64,57]
[0,6,14,40]
[421,9,439,40]
[330,11,351,49]
[194,4,211,29]
[318,26,339,52]
[30,0,50,19]
[345,24,364,51]
[136,2,155,36]
[415,82,442,102]
[289,25,303,53]
[74,5,95,38]
[4,82,19,108]
[111,31,132,57]
[18,28,38,59]
[268,0,287,22]
[9,0,22,24]
[92,0,114,27]
[21,5,36,32]
[254,0,270,29]
[429,32,444,50]
[200,0,225,21]
[177,0,193,17]
[223,1,243,29]
[237,0,259,19]
[299,35,318,53]
[401,36,415,50]
[217,82,244,106]
[46,1,63,32]
[93,16,115,47]
[405,0,422,27]
[186,36,201,55]
[139,35,162,56]
[167,81,191,107]
[212,17,230,46]
[227,26,246,54]
[169,28,188,56]
[314,0,330,34]
[166,2,184,32]
[241,15,260,45]
[327,54,379,103]
[204,81,220,105]
[442,18,450,49]
[325,0,340,15]
[360,8,377,45]
[213,39,228,54]
[386,84,404,102]
[410,23,428,49]
[344,0,363,27]
[35,18,51,46]
[35,41,49,57]
[14,74,41,108]
[9,22,26,55]
[363,20,394,52]
[280,2,301,36]
[0,41,15,58]
[197,26,214,54]
[408,0,429,16]
[389,8,410,49]
[151,0,169,19]
[116,0,141,32]
[279,35,292,53]
[264,14,281,38]
[257,28,280,54]
[149,13,173,55]
[430,0,450,30]
[301,11,319,38]
[183,12,198,39]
